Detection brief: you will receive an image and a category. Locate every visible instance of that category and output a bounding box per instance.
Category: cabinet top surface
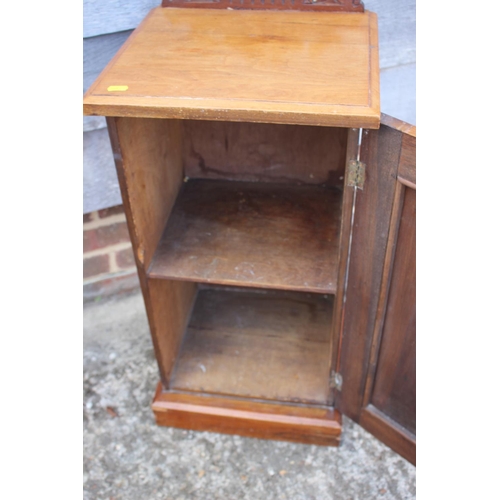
[83,7,380,128]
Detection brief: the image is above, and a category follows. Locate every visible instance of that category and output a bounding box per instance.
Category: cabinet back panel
[170,286,333,405]
[183,121,348,188]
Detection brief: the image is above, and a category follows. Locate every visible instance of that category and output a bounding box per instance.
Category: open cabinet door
[336,114,416,464]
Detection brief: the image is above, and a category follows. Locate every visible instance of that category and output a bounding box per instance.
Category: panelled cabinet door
[337,115,416,464]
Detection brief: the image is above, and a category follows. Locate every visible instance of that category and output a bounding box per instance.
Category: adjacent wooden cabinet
[84,3,416,465]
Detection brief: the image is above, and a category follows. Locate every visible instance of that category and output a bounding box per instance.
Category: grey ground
[83,291,416,500]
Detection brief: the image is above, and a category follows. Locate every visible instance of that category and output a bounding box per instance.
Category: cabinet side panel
[107,117,196,385]
[112,117,183,268]
[183,121,348,188]
[147,278,197,385]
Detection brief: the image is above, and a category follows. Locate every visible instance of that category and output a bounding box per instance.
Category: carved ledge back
[161,0,364,13]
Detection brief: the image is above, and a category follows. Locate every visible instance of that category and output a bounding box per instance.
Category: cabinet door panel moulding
[337,115,416,464]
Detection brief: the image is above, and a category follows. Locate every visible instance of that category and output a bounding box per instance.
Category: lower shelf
[152,385,342,446]
[169,286,334,405]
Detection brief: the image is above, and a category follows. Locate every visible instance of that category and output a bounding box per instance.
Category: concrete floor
[83,291,416,500]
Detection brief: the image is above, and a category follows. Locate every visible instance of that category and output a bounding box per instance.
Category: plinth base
[152,383,342,446]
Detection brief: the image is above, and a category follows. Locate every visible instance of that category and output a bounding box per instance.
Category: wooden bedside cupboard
[83,1,416,465]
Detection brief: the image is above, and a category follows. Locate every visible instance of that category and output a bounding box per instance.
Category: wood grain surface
[83,7,380,128]
[359,404,415,463]
[183,120,348,188]
[148,180,342,294]
[359,162,415,464]
[83,1,415,72]
[398,134,416,187]
[107,117,197,387]
[169,286,334,404]
[336,122,401,419]
[153,387,342,445]
[369,187,415,435]
[337,115,416,464]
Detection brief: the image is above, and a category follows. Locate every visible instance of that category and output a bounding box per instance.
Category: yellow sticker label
[107,85,129,92]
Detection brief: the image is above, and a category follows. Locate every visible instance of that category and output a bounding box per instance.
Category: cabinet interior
[115,117,351,408]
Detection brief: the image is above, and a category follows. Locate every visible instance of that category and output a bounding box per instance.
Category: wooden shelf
[83,7,380,128]
[148,179,342,294]
[169,286,334,405]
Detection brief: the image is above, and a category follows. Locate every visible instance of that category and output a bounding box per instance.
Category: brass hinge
[347,159,366,190]
[330,372,343,391]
